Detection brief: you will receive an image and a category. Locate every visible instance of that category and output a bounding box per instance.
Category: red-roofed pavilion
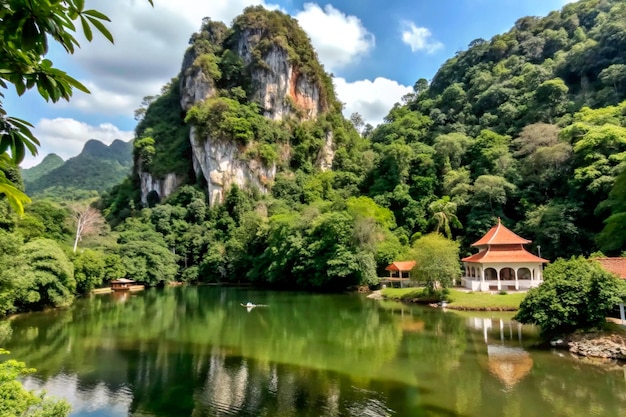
[461,219,548,291]
[384,261,417,288]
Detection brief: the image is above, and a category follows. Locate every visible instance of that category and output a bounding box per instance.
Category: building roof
[471,218,531,247]
[462,245,549,263]
[594,257,626,279]
[385,261,417,272]
[111,278,135,284]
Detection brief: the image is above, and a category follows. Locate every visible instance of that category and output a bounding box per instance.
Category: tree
[597,168,626,255]
[0,0,153,214]
[534,78,569,123]
[20,239,76,309]
[72,249,106,294]
[472,175,516,214]
[0,230,29,315]
[0,350,71,416]
[514,257,626,338]
[429,196,462,239]
[71,204,105,253]
[410,233,461,293]
[349,112,365,135]
[599,64,626,97]
[118,240,177,286]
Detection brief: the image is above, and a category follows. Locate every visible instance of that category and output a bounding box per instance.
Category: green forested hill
[411,0,626,137]
[362,0,626,259]
[21,154,64,183]
[25,139,133,198]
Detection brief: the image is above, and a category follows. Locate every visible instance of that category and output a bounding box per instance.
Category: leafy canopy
[514,256,626,337]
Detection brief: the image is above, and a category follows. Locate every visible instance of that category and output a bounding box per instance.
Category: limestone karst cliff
[136,6,341,205]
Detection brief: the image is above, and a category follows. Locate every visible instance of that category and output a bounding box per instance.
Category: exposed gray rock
[190,126,276,206]
[316,131,334,171]
[567,332,626,360]
[179,48,217,111]
[139,172,185,205]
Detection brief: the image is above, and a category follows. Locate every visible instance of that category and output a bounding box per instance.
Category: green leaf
[86,16,114,44]
[80,15,93,41]
[82,9,111,21]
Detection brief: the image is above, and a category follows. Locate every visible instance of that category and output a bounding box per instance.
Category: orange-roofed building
[384,261,417,288]
[461,219,548,291]
[593,258,626,279]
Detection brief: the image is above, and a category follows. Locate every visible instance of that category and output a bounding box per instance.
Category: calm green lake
[1,286,626,416]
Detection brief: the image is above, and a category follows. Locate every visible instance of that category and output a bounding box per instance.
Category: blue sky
[6,0,572,167]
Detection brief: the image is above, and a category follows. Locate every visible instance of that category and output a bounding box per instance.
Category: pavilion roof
[471,218,530,247]
[111,278,135,284]
[594,257,626,279]
[462,245,548,263]
[385,261,416,272]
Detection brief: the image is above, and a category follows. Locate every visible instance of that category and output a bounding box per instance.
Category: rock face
[138,11,334,206]
[180,48,217,112]
[139,172,185,205]
[180,27,328,205]
[190,126,276,205]
[236,30,323,121]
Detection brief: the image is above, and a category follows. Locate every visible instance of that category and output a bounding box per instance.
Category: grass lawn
[381,287,526,310]
[446,289,526,310]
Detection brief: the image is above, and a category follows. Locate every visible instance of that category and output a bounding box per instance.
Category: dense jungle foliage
[1,1,626,316]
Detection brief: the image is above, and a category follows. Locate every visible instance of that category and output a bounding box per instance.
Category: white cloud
[401,22,443,54]
[21,118,134,168]
[68,0,276,117]
[334,77,412,128]
[295,3,374,72]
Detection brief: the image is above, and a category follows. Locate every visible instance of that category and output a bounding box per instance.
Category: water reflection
[1,288,626,417]
[464,316,533,388]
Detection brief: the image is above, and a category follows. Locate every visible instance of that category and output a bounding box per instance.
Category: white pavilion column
[480,267,485,292]
[514,268,519,290]
[497,268,501,291]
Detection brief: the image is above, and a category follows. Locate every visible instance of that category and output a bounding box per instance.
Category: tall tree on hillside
[597,168,626,255]
[429,196,462,239]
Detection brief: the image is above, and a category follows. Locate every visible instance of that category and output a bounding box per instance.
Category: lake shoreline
[373,289,626,361]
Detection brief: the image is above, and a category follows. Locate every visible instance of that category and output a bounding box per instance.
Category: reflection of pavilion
[468,317,533,388]
[487,345,533,389]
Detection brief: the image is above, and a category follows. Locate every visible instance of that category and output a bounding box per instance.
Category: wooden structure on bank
[382,261,417,288]
[111,278,135,291]
[110,278,145,292]
[461,219,548,291]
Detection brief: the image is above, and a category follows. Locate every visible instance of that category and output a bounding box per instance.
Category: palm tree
[429,196,462,239]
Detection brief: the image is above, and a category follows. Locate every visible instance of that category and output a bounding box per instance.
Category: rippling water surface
[2,286,626,416]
